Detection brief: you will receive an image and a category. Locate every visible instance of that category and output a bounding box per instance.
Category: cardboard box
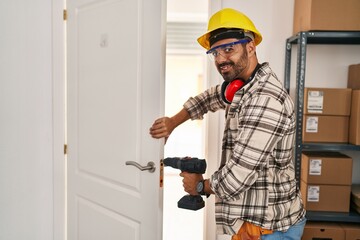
[303,115,349,143]
[293,0,360,34]
[349,90,360,145]
[348,64,360,90]
[301,181,351,212]
[301,152,352,185]
[302,222,344,240]
[304,88,352,116]
[341,224,360,240]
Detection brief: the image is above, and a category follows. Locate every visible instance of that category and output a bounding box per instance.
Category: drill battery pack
[178,195,205,210]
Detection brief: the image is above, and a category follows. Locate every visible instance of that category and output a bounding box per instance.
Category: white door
[66,0,165,239]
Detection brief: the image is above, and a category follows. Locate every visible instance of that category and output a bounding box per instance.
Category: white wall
[167,0,208,22]
[0,0,64,239]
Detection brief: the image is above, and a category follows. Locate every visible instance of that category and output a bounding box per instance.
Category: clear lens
[206,39,250,61]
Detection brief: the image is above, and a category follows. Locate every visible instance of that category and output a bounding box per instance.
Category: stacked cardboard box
[293,0,360,34]
[341,223,360,240]
[302,222,360,240]
[303,88,352,143]
[300,152,352,212]
[348,64,360,145]
[302,222,344,240]
[348,64,360,90]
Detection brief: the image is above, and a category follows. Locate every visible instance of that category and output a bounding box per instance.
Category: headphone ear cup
[222,79,245,103]
[221,81,231,104]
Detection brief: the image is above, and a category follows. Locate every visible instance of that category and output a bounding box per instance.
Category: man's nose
[215,53,227,63]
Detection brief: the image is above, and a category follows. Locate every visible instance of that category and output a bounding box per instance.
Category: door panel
[67,0,165,239]
[78,197,139,240]
[76,0,140,190]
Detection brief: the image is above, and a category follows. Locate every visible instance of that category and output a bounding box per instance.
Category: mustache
[218,61,234,68]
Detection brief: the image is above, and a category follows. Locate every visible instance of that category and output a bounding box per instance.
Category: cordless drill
[163,157,207,211]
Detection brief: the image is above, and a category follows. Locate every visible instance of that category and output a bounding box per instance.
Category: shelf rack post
[294,32,308,188]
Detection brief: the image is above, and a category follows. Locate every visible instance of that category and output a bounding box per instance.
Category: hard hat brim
[197,30,262,50]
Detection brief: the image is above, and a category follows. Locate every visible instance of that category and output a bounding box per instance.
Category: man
[150,8,306,240]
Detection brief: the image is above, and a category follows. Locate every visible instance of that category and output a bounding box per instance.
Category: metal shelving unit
[284,31,360,223]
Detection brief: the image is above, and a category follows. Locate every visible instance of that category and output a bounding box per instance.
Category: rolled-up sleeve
[183,85,226,120]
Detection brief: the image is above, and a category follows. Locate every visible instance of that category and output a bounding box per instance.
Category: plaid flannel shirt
[184,63,305,235]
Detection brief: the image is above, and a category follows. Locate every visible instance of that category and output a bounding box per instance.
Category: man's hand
[149,117,175,140]
[149,108,191,142]
[180,172,203,196]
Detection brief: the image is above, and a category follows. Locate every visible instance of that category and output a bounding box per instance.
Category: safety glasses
[206,39,250,61]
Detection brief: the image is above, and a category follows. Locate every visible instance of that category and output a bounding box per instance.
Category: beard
[216,49,249,82]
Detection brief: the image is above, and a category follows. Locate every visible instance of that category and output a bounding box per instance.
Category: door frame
[203,2,223,240]
[52,0,66,239]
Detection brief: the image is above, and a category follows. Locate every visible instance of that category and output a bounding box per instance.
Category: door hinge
[64,144,67,155]
[63,9,67,21]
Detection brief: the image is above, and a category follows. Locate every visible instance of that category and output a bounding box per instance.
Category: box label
[305,116,318,133]
[309,159,322,175]
[307,186,320,202]
[307,91,324,113]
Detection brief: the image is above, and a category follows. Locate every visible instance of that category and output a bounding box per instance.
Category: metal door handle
[125,161,156,173]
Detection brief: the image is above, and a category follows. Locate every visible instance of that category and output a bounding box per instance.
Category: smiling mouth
[219,63,233,73]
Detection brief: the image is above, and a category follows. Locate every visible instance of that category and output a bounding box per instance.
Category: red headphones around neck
[221,79,245,104]
[220,64,262,104]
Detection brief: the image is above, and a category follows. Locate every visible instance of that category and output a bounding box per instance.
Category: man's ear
[246,41,256,57]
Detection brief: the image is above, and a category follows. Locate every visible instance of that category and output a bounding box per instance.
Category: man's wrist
[204,179,213,196]
[196,179,206,195]
[195,178,213,197]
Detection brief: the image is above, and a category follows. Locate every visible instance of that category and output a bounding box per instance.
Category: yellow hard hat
[197,8,262,50]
